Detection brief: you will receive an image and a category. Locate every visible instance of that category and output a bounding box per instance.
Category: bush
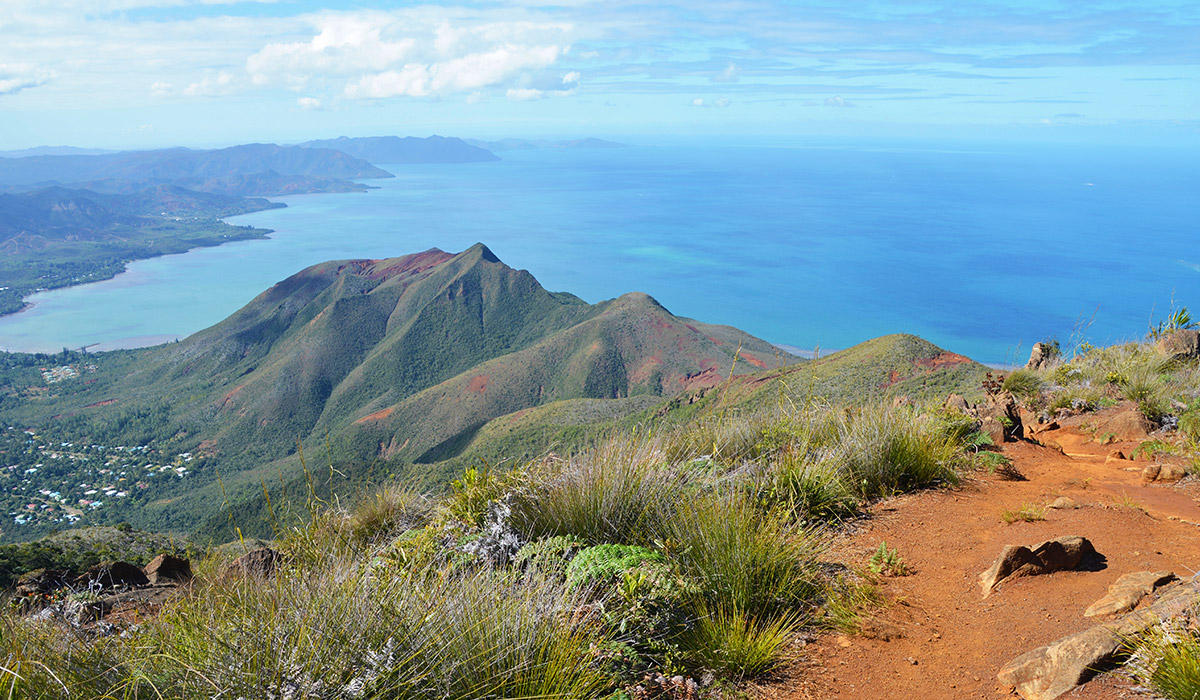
[833,403,963,499]
[566,544,667,590]
[1128,624,1200,700]
[513,435,689,547]
[513,535,585,579]
[668,490,825,618]
[347,485,431,548]
[675,604,805,679]
[1002,369,1043,403]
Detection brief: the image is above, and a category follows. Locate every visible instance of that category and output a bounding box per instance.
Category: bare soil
[764,404,1200,700]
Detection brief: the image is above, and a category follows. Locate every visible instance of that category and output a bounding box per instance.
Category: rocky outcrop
[944,391,1024,444]
[15,568,70,597]
[1157,329,1200,361]
[998,575,1200,700]
[224,547,282,579]
[143,554,193,585]
[1026,343,1052,370]
[979,536,1101,598]
[1091,406,1154,443]
[75,561,149,590]
[1083,570,1176,617]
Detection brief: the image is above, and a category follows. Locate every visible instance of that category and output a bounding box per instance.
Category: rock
[1026,343,1051,370]
[1084,570,1176,617]
[1092,407,1154,444]
[1105,450,1126,464]
[1158,329,1200,361]
[14,568,70,597]
[1143,462,1188,483]
[944,394,971,413]
[1048,497,1077,510]
[1157,463,1187,482]
[143,554,192,585]
[75,561,149,590]
[979,536,1101,598]
[998,577,1200,700]
[1028,421,1060,437]
[224,547,282,579]
[977,392,1024,443]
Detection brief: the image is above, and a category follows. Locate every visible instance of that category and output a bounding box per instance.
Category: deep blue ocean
[1,140,1197,365]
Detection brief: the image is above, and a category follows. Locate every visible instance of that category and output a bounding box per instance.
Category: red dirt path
[762,406,1200,700]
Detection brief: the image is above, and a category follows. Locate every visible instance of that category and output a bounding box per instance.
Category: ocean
[1,139,1197,365]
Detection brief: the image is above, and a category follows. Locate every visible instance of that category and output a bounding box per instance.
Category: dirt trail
[771,405,1200,700]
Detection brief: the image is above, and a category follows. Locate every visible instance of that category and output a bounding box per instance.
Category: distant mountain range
[464,137,627,151]
[0,146,117,158]
[300,135,499,164]
[0,143,392,196]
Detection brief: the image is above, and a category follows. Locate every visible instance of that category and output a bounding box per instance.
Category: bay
[0,140,1196,365]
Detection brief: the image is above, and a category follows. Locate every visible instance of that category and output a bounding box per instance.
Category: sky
[1,0,1198,149]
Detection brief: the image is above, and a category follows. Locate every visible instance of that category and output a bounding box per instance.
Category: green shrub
[348,485,431,548]
[513,535,585,579]
[760,452,856,521]
[1128,624,1200,700]
[513,435,688,547]
[566,544,666,590]
[1002,369,1043,403]
[867,541,909,576]
[675,604,804,679]
[834,403,963,499]
[668,490,825,618]
[441,465,510,528]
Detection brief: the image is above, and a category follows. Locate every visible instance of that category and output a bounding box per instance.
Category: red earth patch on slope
[354,407,395,424]
[467,375,490,395]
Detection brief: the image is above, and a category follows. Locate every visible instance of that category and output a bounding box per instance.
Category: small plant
[1000,502,1047,524]
[821,570,885,634]
[1002,369,1043,404]
[1110,492,1149,513]
[982,371,1005,396]
[867,541,909,577]
[1132,439,1175,461]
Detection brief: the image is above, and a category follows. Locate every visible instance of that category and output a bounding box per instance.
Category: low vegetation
[0,398,976,698]
[1127,620,1200,700]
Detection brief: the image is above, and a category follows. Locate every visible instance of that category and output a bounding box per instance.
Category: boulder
[1158,329,1200,361]
[977,391,1023,443]
[14,568,69,597]
[998,577,1200,700]
[943,393,971,413]
[1026,343,1051,370]
[1092,407,1154,443]
[224,547,282,579]
[1083,570,1176,617]
[75,561,149,590]
[143,554,192,585]
[979,536,1101,598]
[1142,462,1188,483]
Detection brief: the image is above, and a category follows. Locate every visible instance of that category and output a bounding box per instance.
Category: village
[0,426,201,538]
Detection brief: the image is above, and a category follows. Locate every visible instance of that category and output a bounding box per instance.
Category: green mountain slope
[0,244,787,539]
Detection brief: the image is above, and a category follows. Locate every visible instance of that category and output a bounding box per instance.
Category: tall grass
[1127,622,1200,700]
[830,404,963,499]
[2,560,612,699]
[675,604,805,679]
[668,490,825,618]
[513,434,690,547]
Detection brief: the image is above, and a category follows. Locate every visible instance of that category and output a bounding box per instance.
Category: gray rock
[1084,570,1176,617]
[979,536,1100,598]
[224,547,282,579]
[998,578,1200,700]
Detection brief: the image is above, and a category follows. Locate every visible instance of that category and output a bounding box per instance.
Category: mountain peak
[463,242,501,263]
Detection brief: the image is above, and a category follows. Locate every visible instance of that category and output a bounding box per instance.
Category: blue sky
[1,0,1197,149]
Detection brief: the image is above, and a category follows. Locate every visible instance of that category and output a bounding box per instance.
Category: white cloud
[150,81,173,97]
[246,11,575,100]
[0,63,53,96]
[296,96,321,110]
[507,87,543,100]
[692,97,704,106]
[824,94,856,108]
[183,70,236,97]
[711,62,739,83]
[714,96,730,108]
